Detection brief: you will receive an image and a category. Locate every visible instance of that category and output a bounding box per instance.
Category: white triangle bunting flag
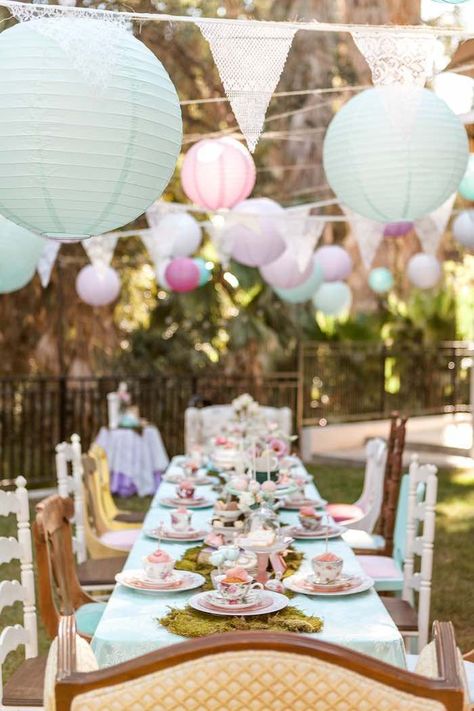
[83,233,119,268]
[343,206,384,270]
[414,194,456,255]
[284,207,324,270]
[37,240,60,288]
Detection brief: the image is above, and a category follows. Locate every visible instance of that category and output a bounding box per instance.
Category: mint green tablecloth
[91,459,407,669]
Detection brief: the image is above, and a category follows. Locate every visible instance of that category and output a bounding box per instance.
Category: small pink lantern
[383,222,414,238]
[229,198,286,267]
[313,245,352,282]
[181,137,256,211]
[76,265,121,307]
[260,247,313,289]
[165,257,200,293]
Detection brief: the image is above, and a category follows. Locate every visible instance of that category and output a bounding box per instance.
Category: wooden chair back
[89,443,120,524]
[376,412,408,555]
[0,476,37,702]
[55,434,87,564]
[53,624,466,711]
[33,494,94,639]
[403,459,438,651]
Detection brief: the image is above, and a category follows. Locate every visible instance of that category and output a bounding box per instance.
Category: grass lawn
[1,462,473,684]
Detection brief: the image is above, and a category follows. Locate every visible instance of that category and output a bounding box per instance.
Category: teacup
[177,481,195,500]
[298,511,323,531]
[170,508,192,532]
[214,574,263,604]
[311,553,343,584]
[142,556,174,581]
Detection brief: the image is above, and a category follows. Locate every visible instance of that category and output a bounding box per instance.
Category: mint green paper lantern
[323,86,469,222]
[313,282,352,316]
[369,267,394,294]
[0,18,182,241]
[0,215,44,293]
[458,154,474,200]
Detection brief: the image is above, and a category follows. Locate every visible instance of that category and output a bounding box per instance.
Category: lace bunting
[343,206,384,271]
[36,240,60,288]
[82,233,119,268]
[414,194,456,255]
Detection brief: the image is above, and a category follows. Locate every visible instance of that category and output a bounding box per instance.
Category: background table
[95,425,169,497]
[91,459,406,669]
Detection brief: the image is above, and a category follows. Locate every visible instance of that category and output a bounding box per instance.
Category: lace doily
[37,240,61,288]
[342,206,384,271]
[414,193,456,255]
[284,207,324,271]
[83,233,119,268]
[197,20,297,151]
[351,30,438,87]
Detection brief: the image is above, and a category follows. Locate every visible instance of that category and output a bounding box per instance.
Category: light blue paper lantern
[0,18,182,241]
[0,215,44,293]
[323,86,469,222]
[369,267,394,294]
[274,260,324,304]
[194,257,212,286]
[458,154,474,201]
[313,282,352,316]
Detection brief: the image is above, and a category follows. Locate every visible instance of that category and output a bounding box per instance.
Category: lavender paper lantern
[181,137,256,211]
[452,210,474,249]
[165,257,200,293]
[159,213,202,258]
[383,222,414,238]
[313,245,353,282]
[274,259,324,303]
[406,253,442,290]
[260,247,313,289]
[313,282,352,316]
[76,265,121,307]
[229,198,286,267]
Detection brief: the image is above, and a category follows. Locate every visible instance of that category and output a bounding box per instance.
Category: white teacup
[170,508,192,532]
[143,556,174,581]
[311,553,343,584]
[214,574,262,603]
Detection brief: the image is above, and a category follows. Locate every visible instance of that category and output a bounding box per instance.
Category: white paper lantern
[313,282,352,316]
[76,265,121,306]
[453,210,474,249]
[323,86,469,222]
[0,18,182,240]
[229,198,286,267]
[157,213,202,258]
[406,253,442,289]
[156,258,172,289]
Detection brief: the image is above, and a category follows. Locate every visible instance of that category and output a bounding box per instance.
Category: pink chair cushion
[100,529,140,550]
[326,503,364,524]
[357,555,402,580]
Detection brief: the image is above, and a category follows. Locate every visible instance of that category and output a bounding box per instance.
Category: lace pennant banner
[145,202,181,259]
[197,20,297,152]
[343,206,384,271]
[284,207,324,271]
[37,240,60,288]
[83,233,119,268]
[414,193,456,255]
[351,30,438,86]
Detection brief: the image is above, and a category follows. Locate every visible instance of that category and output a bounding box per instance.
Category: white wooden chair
[326,438,387,533]
[184,404,292,452]
[380,459,438,653]
[0,476,44,709]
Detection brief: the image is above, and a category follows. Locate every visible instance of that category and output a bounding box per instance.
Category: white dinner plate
[115,569,205,594]
[283,573,374,597]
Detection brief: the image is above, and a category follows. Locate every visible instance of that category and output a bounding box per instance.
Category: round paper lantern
[76,265,121,307]
[181,137,256,211]
[274,259,324,304]
[0,216,44,293]
[0,18,182,240]
[229,198,286,267]
[165,257,200,293]
[458,155,474,201]
[156,258,172,290]
[452,210,474,249]
[194,257,212,286]
[313,245,353,282]
[384,222,414,238]
[369,267,394,294]
[313,282,352,316]
[323,86,469,222]
[260,247,313,289]
[157,213,202,258]
[406,253,442,290]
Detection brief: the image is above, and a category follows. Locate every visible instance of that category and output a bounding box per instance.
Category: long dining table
[91,457,407,669]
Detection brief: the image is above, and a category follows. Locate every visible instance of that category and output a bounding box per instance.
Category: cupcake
[298,506,323,531]
[143,548,174,581]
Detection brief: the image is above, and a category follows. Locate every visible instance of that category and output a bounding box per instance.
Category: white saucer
[206,591,260,610]
[281,497,327,510]
[189,590,288,616]
[287,524,346,540]
[159,497,213,509]
[145,527,208,542]
[284,573,374,597]
[115,569,205,594]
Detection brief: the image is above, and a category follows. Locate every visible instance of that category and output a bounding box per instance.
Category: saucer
[287,524,346,540]
[284,573,374,597]
[159,497,213,509]
[189,590,288,616]
[281,497,327,510]
[236,535,294,554]
[145,527,208,542]
[115,569,206,594]
[206,591,260,610]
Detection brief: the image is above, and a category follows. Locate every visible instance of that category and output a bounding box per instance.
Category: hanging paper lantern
[76,265,121,307]
[165,257,200,293]
[260,247,313,289]
[156,258,172,290]
[228,198,286,267]
[458,155,474,201]
[369,267,394,294]
[157,213,202,258]
[0,18,182,240]
[194,257,212,286]
[274,259,324,304]
[313,282,352,316]
[452,210,474,249]
[383,222,414,238]
[313,245,352,282]
[0,216,44,293]
[406,253,442,290]
[323,86,469,222]
[181,137,256,211]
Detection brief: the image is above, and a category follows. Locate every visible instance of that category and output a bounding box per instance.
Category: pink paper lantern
[260,247,313,289]
[229,198,286,267]
[181,137,256,211]
[165,257,200,293]
[383,222,414,238]
[313,245,352,282]
[76,265,121,307]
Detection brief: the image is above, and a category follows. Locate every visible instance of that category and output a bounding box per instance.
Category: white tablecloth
[95,426,169,497]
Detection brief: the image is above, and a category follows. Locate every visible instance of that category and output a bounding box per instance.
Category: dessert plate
[115,569,206,594]
[205,591,260,610]
[284,573,374,597]
[287,524,346,540]
[159,497,214,509]
[145,527,208,542]
[189,590,288,616]
[281,497,327,510]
